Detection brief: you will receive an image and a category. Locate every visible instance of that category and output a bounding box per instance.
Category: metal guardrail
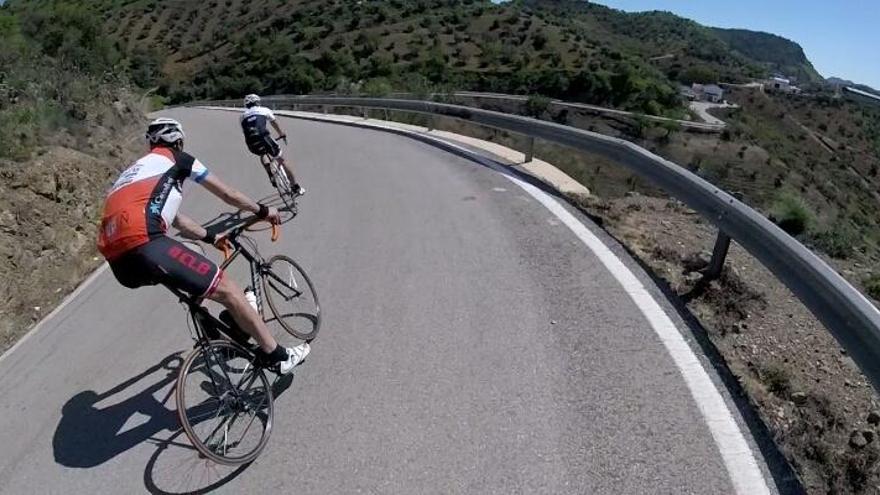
[192,95,880,392]
[845,86,880,106]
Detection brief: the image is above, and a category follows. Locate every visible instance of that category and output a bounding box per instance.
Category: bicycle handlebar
[215,214,280,261]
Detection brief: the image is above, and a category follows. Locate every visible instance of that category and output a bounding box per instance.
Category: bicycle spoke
[201,410,234,450]
[267,277,303,301]
[222,425,228,456]
[265,269,301,294]
[233,362,255,391]
[234,393,268,448]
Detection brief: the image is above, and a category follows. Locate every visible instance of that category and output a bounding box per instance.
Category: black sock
[268,344,288,363]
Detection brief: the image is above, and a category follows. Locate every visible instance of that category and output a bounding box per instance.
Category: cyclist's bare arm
[270,121,286,141]
[172,213,208,240]
[201,174,281,223]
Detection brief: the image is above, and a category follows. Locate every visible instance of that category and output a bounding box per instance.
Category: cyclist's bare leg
[208,276,277,353]
[258,155,274,185]
[276,156,298,187]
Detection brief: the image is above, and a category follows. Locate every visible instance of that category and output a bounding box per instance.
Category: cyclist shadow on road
[143,373,296,495]
[53,351,296,488]
[52,352,183,469]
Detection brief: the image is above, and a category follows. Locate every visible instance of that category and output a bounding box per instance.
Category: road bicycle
[260,136,298,215]
[170,216,320,465]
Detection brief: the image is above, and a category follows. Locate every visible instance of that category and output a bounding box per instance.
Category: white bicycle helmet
[244,94,261,107]
[145,118,185,145]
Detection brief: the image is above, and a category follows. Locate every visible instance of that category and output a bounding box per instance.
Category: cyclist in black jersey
[240,94,304,196]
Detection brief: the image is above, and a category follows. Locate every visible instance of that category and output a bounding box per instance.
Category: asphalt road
[0,108,762,493]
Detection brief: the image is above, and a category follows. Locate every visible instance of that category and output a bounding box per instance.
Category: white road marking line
[498,169,771,495]
[0,263,109,366]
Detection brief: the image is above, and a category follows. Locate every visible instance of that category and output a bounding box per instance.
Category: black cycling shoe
[292,184,305,197]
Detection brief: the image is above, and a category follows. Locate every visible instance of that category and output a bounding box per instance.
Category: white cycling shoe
[278,343,310,375]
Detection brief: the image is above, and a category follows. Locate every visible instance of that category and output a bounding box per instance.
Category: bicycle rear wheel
[176,341,274,465]
[263,255,321,341]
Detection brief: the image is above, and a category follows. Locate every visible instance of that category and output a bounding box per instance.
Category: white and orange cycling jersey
[97,147,209,260]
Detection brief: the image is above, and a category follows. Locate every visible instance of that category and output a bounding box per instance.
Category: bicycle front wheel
[263,255,321,341]
[176,341,274,465]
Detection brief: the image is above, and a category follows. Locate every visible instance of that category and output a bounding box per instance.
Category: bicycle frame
[258,153,297,215]
[220,235,268,317]
[167,236,267,395]
[165,288,249,401]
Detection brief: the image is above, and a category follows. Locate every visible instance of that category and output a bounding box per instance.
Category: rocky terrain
[0,101,145,354]
[586,194,880,494]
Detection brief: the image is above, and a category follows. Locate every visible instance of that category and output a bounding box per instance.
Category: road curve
[0,108,762,493]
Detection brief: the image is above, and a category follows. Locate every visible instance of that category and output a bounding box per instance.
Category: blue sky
[592,1,880,88]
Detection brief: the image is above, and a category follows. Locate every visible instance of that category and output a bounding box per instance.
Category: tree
[525,95,552,118]
[532,32,548,51]
[680,65,718,84]
[362,78,393,97]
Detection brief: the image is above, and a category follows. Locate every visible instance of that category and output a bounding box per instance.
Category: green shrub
[148,94,168,111]
[680,65,718,84]
[771,192,814,236]
[361,78,393,97]
[810,223,859,259]
[525,95,551,118]
[762,364,790,396]
[0,106,38,160]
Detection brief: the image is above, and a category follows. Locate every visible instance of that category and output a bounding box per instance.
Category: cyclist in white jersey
[240,94,304,196]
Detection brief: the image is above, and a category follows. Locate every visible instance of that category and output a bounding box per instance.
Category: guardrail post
[383,108,389,121]
[322,106,328,114]
[703,231,732,281]
[427,115,435,131]
[524,137,535,163]
[362,107,368,119]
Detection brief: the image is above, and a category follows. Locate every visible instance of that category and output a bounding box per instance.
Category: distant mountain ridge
[4,0,827,104]
[827,76,880,95]
[709,27,821,83]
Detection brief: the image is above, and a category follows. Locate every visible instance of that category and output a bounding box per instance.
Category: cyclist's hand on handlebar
[265,206,281,224]
[212,231,228,246]
[211,232,236,260]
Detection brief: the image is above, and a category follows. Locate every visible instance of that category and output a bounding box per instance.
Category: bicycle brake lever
[217,239,232,260]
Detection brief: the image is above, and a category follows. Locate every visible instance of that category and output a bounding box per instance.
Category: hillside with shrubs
[0,2,144,352]
[14,0,811,118]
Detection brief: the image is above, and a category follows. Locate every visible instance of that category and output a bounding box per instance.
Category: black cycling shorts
[108,236,222,298]
[245,134,281,158]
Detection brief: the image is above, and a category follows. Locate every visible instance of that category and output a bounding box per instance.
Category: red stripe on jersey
[151,146,174,161]
[97,177,160,260]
